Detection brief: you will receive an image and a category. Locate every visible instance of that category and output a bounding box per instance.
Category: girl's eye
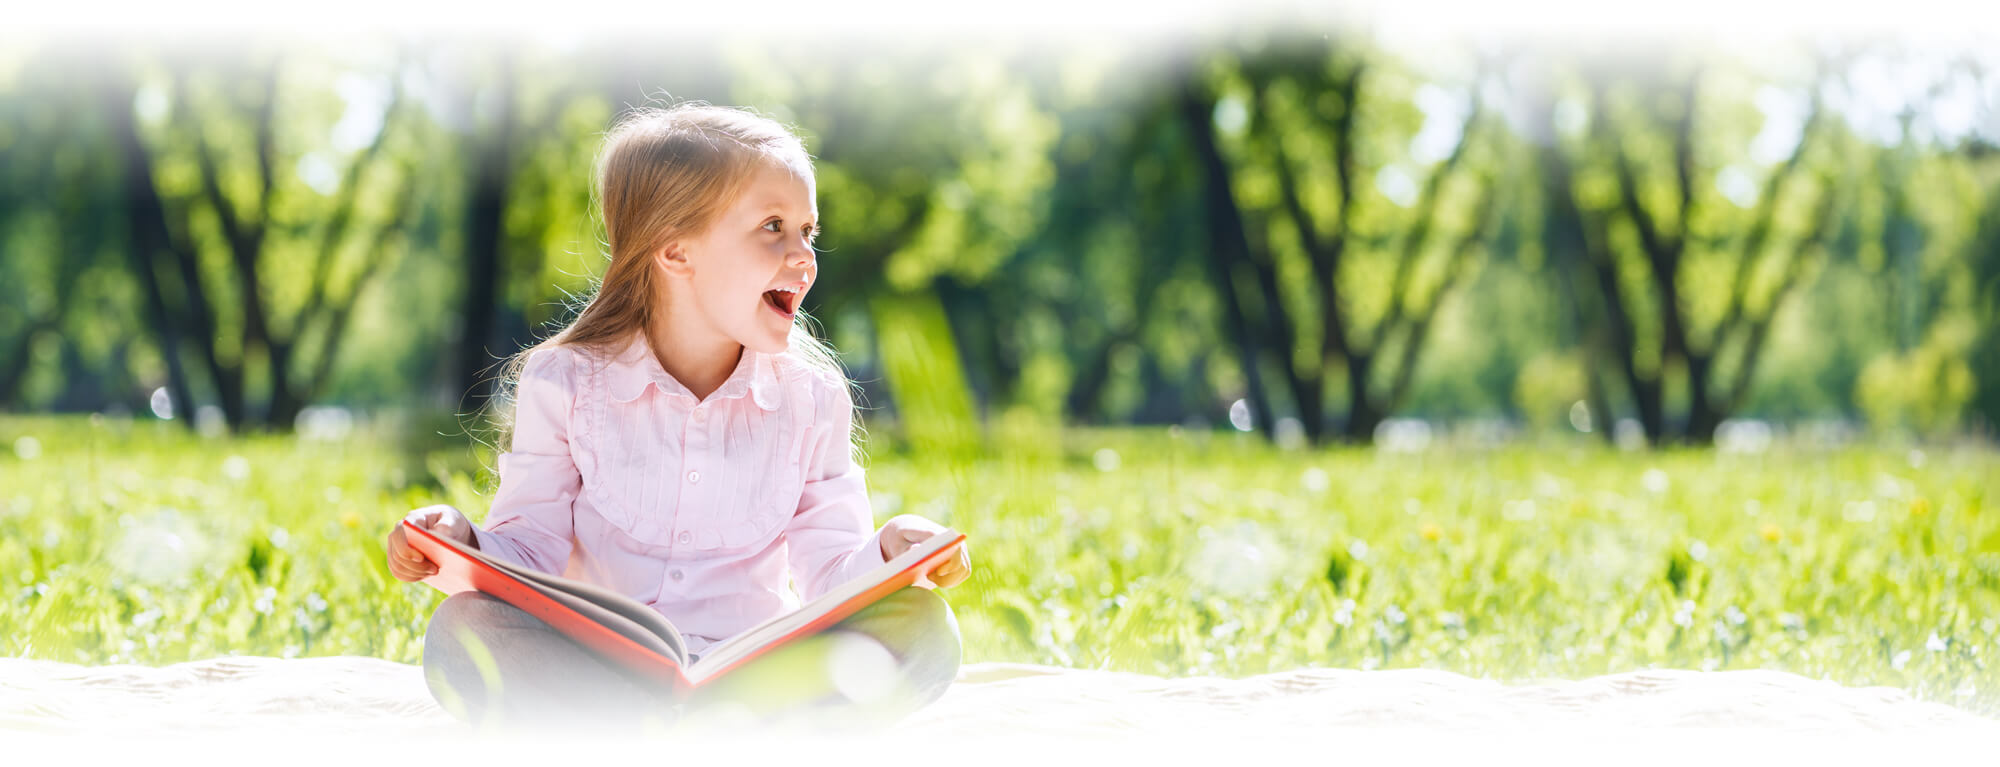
[763,219,783,233]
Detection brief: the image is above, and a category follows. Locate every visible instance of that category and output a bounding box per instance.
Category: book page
[409,521,690,666]
[686,530,963,681]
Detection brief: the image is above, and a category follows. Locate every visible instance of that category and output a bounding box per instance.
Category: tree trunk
[104,72,200,429]
[1178,78,1275,438]
[457,57,517,413]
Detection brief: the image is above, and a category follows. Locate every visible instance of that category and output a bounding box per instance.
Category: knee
[432,590,511,620]
[422,593,518,688]
[889,587,958,635]
[861,586,958,635]
[425,592,511,646]
[421,592,511,725]
[867,588,962,689]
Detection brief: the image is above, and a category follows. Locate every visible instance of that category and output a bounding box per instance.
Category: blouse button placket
[676,396,706,551]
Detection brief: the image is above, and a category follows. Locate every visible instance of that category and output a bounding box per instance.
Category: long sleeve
[469,347,580,576]
[785,373,887,602]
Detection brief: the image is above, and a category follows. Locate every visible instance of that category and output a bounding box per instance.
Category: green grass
[2,414,1997,717]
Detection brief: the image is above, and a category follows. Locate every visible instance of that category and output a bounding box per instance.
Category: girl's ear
[654,242,693,278]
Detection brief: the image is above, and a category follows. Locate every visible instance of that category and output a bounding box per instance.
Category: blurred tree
[949,49,1213,426]
[1179,35,1497,444]
[453,53,519,415]
[103,61,204,427]
[105,48,419,432]
[1839,54,1995,436]
[1541,55,1840,445]
[1972,66,2000,433]
[1047,93,1205,424]
[1,57,132,411]
[1973,185,2000,432]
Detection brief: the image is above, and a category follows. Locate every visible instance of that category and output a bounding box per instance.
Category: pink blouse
[455,332,887,656]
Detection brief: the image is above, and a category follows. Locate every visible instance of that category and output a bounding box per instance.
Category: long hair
[481,102,858,466]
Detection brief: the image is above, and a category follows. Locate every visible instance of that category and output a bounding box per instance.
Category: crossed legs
[421,587,961,734]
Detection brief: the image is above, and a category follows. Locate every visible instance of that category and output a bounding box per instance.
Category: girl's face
[669,161,819,355]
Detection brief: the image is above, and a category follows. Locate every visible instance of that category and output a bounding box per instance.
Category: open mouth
[762,287,799,318]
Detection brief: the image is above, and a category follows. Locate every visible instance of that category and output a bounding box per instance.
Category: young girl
[382,103,972,733]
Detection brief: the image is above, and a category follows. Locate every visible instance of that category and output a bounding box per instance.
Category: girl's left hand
[880,514,972,589]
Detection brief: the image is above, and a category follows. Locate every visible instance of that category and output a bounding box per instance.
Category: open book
[402,519,965,698]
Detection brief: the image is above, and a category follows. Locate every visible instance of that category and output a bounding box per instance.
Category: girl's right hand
[385,504,476,582]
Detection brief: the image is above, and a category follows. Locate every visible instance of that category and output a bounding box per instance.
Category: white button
[670,569,683,581]
[693,408,706,420]
[686,471,700,483]
[677,531,691,544]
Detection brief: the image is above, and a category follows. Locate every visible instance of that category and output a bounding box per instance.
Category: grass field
[3,413,1997,717]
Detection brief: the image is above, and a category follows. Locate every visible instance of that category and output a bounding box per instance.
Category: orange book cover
[403,520,965,699]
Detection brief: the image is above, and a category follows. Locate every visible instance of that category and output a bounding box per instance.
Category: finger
[395,543,428,566]
[416,505,452,529]
[386,531,417,562]
[394,565,430,582]
[392,537,424,563]
[938,567,966,588]
[395,568,435,583]
[394,560,435,580]
[388,551,421,573]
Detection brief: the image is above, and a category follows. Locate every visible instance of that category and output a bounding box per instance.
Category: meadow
[2,413,1996,717]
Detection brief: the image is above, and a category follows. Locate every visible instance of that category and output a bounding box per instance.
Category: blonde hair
[481,102,858,465]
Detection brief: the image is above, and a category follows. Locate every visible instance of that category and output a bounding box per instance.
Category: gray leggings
[421,587,961,734]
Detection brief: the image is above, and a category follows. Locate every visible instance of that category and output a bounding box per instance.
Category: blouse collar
[601,333,783,411]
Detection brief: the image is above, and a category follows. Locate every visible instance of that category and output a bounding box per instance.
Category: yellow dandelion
[1420,522,1442,542]
[340,511,362,529]
[1910,498,1930,517]
[1759,523,1783,543]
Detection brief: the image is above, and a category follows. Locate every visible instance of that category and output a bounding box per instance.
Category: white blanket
[2,656,1993,764]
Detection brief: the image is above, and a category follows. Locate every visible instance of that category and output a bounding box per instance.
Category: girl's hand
[879,514,972,589]
[384,504,477,582]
